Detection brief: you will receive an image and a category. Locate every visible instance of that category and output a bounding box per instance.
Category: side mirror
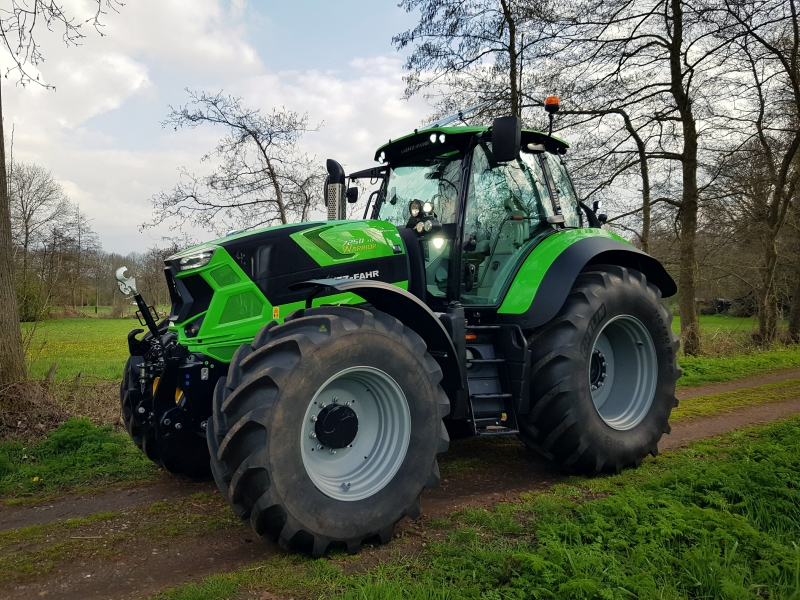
[491,116,521,162]
[346,187,359,204]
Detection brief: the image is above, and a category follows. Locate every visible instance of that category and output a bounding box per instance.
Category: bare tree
[0,1,120,384]
[8,161,71,321]
[145,90,324,235]
[393,0,558,121]
[717,0,800,343]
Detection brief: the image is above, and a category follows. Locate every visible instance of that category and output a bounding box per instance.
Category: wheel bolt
[317,445,324,450]
[137,406,145,414]
[332,396,339,403]
[164,419,171,426]
[591,385,597,391]
[310,415,317,422]
[329,449,336,454]
[309,431,317,438]
[346,401,353,407]
[175,423,182,430]
[319,402,326,408]
[200,421,207,430]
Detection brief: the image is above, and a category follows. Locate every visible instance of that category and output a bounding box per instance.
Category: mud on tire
[518,265,680,474]
[207,306,450,556]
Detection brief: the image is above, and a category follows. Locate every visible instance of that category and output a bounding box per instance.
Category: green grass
[0,418,158,502]
[672,314,764,334]
[22,318,137,380]
[155,417,800,600]
[677,346,800,387]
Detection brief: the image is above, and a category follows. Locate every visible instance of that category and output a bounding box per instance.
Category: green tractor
[118,104,679,556]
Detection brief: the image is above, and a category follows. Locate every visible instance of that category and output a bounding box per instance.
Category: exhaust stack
[326,159,346,220]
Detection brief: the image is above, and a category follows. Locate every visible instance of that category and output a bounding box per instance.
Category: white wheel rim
[589,315,658,430]
[300,366,411,501]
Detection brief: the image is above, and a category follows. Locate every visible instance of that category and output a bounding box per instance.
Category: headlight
[438,134,446,143]
[178,249,215,271]
[429,133,437,143]
[378,151,386,164]
[409,200,421,217]
[422,201,433,214]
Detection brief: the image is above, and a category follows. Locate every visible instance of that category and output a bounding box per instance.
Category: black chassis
[126,327,228,439]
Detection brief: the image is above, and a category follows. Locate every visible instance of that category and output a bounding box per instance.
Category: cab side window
[544,152,581,228]
[460,145,552,305]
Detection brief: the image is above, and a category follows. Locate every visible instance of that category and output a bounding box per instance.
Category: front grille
[164,266,214,323]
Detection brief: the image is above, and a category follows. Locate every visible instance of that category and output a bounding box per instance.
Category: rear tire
[208,306,450,556]
[518,265,680,473]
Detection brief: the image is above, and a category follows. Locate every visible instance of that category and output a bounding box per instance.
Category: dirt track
[3,370,800,599]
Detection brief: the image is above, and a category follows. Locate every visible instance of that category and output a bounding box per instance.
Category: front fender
[290,279,464,400]
[498,229,676,329]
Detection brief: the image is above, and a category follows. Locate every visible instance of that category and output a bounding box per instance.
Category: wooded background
[2,0,799,384]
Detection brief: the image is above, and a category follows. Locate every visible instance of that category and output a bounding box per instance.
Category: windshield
[376,156,462,227]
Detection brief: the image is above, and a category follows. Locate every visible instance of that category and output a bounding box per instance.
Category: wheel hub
[314,404,359,449]
[589,349,607,391]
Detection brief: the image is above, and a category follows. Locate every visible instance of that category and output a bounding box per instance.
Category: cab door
[459,144,557,306]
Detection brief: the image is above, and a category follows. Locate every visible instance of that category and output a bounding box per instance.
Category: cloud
[3,1,431,254]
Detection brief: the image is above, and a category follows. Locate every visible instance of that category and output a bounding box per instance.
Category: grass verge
[0,418,158,503]
[673,378,800,422]
[156,417,800,600]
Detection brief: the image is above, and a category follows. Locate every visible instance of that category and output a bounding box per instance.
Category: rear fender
[498,233,676,329]
[290,279,464,402]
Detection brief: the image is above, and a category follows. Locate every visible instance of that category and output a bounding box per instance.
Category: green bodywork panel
[167,220,408,363]
[498,228,628,315]
[291,221,404,267]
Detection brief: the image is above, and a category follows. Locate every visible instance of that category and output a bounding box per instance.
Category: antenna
[420,103,488,130]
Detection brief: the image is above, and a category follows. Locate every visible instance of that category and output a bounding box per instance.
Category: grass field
[23,318,138,381]
[157,416,800,600]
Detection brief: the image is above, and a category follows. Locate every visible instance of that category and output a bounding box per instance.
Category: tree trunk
[619,110,651,253]
[670,0,700,355]
[500,0,520,117]
[757,236,780,343]
[789,263,800,343]
[0,80,28,384]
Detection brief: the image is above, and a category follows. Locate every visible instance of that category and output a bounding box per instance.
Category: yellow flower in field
[32,477,40,482]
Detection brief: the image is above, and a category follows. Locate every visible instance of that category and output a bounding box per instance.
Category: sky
[4,0,433,254]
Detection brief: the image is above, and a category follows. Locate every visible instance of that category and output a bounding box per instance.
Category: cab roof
[374,126,569,165]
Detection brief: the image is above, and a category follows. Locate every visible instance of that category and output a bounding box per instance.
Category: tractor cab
[349,118,585,313]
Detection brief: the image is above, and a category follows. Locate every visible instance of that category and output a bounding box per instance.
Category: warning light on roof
[544,96,560,114]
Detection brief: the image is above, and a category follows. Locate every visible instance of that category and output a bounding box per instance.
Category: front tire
[208,306,450,556]
[518,265,680,473]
